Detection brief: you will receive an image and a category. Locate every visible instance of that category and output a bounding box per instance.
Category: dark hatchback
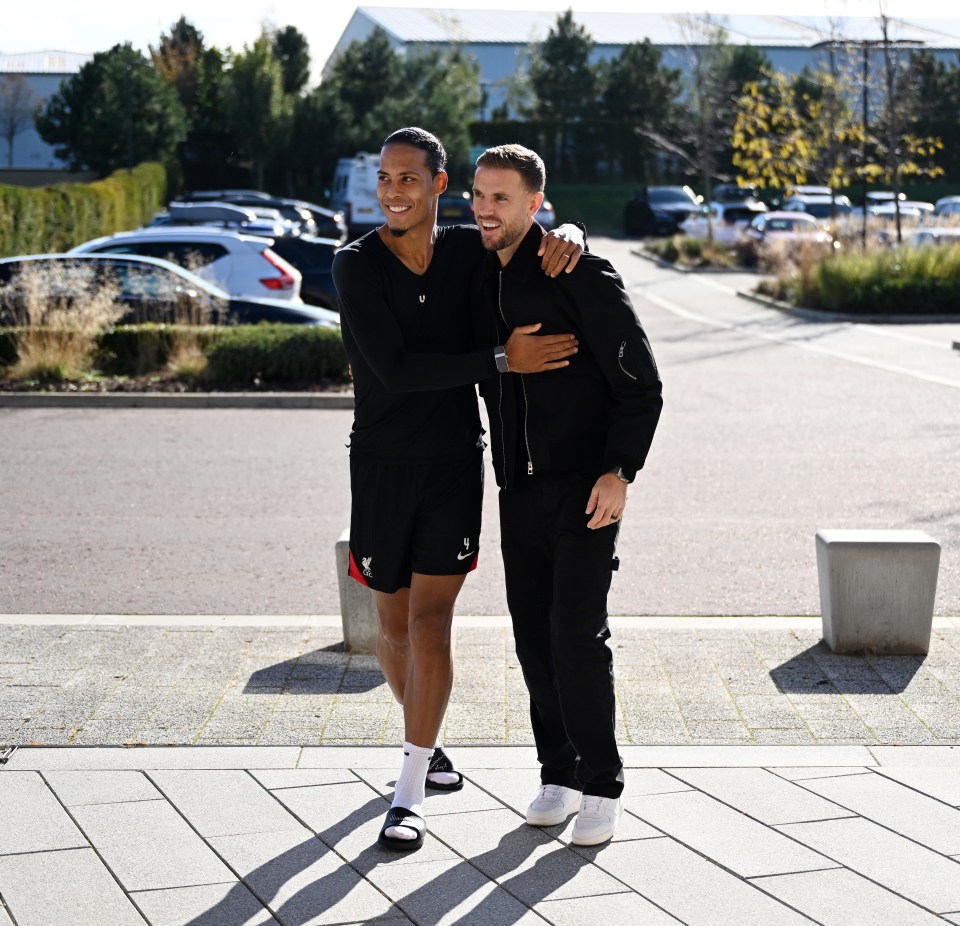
[0,254,340,327]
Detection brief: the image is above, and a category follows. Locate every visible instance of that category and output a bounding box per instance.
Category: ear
[434,170,449,195]
[530,191,544,218]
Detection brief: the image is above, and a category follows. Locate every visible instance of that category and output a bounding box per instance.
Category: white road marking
[636,287,960,391]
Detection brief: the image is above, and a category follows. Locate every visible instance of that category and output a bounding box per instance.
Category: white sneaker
[571,795,622,846]
[525,784,582,826]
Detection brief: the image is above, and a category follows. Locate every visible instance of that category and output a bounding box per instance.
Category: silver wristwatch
[494,345,509,374]
[611,467,630,484]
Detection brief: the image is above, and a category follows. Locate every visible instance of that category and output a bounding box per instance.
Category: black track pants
[499,476,624,799]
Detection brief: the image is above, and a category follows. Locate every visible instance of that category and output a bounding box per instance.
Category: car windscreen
[647,189,694,205]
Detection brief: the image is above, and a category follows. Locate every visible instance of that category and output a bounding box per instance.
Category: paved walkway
[6,741,960,924]
[6,615,960,923]
[4,616,960,748]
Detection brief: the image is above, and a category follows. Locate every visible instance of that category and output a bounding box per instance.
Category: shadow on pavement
[244,643,385,695]
[770,641,924,694]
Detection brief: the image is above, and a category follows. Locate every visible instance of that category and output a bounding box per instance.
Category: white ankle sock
[428,734,460,787]
[387,741,433,841]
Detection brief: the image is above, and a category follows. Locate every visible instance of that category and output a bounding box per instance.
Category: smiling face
[472,165,544,264]
[377,143,447,237]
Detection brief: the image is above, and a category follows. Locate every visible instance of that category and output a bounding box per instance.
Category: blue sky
[6,1,949,83]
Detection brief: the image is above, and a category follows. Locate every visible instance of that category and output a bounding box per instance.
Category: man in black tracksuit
[471,144,662,846]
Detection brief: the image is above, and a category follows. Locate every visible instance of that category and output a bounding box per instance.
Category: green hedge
[0,163,166,259]
[1,323,348,383]
[204,325,348,384]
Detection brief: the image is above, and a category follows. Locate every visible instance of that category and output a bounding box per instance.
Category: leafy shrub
[807,243,960,315]
[204,325,347,384]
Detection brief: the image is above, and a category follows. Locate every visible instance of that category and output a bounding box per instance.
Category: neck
[497,221,534,267]
[378,216,438,274]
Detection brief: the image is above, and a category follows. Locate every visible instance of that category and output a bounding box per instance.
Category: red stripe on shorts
[348,550,370,587]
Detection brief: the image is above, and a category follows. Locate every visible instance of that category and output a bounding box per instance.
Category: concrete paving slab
[873,746,960,767]
[131,882,279,925]
[619,745,876,766]
[755,868,944,925]
[0,848,145,926]
[626,789,836,877]
[593,836,816,925]
[533,891,683,926]
[44,770,162,806]
[872,766,960,806]
[149,770,307,838]
[208,829,403,926]
[4,746,302,770]
[777,816,960,912]
[0,902,11,926]
[363,856,544,926]
[799,770,960,854]
[249,768,360,790]
[70,798,234,891]
[665,767,854,825]
[0,772,87,855]
[771,766,880,781]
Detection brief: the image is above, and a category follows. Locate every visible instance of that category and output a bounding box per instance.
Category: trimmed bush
[0,163,166,258]
[203,325,348,384]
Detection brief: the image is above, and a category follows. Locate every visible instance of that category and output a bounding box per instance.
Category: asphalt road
[2,237,959,616]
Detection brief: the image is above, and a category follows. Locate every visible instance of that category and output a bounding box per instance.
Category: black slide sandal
[425,746,464,792]
[378,806,426,851]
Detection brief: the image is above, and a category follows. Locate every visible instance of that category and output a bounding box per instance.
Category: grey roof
[356,7,960,49]
[0,51,92,74]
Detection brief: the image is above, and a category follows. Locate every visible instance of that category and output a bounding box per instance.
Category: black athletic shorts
[348,452,483,594]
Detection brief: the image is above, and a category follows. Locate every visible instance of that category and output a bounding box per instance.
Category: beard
[388,227,408,238]
[479,216,526,253]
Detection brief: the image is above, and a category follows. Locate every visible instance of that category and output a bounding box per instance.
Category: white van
[331,152,381,240]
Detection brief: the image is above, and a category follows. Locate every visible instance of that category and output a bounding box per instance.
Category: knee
[408,608,453,652]
[377,616,410,655]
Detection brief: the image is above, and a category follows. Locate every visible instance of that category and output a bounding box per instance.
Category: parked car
[738,211,837,264]
[932,196,960,222]
[624,186,701,236]
[711,183,761,204]
[535,197,556,231]
[867,200,934,224]
[679,201,767,244]
[149,202,299,239]
[332,152,382,239]
[781,194,853,222]
[437,190,475,225]
[70,226,305,303]
[179,190,347,242]
[908,227,960,247]
[0,254,339,327]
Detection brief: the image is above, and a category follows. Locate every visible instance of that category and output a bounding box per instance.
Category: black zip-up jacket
[472,223,662,490]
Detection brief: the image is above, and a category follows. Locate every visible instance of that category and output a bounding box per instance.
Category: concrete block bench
[335,528,378,654]
[815,529,941,655]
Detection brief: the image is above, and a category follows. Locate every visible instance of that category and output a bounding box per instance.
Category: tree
[598,40,681,182]
[225,34,292,190]
[732,67,861,198]
[272,25,311,96]
[526,10,598,180]
[0,75,39,168]
[150,18,237,188]
[35,43,187,176]
[300,29,481,190]
[865,8,945,243]
[910,49,960,182]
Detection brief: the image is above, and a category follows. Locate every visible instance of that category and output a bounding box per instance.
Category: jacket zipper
[618,340,637,380]
[498,272,533,476]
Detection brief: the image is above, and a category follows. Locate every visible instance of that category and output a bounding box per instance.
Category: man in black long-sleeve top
[471,144,663,846]
[332,127,586,852]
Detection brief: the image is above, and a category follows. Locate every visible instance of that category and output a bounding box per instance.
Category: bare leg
[373,586,412,705]
[402,572,466,746]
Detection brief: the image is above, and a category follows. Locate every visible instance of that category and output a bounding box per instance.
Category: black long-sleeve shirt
[332,226,496,463]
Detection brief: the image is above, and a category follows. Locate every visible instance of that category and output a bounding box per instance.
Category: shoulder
[332,231,382,279]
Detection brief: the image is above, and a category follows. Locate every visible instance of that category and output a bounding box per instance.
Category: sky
[5,0,955,83]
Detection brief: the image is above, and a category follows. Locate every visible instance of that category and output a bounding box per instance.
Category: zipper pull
[527,461,534,475]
